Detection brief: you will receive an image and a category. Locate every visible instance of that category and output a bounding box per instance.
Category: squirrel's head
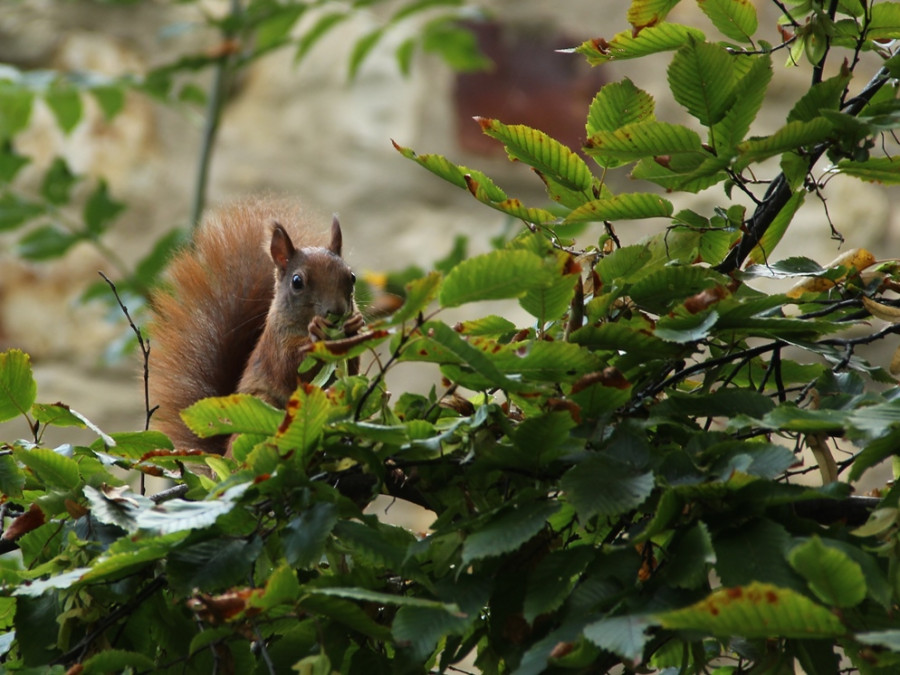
[269,217,357,332]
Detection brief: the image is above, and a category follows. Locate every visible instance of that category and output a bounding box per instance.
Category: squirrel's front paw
[308,315,332,342]
[342,311,365,337]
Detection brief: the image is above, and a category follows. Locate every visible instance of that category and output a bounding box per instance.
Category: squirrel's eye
[350,272,357,285]
[291,274,304,291]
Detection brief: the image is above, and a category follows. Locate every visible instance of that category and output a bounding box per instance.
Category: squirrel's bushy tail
[148,198,323,454]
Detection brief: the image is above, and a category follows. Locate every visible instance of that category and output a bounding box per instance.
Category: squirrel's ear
[329,215,342,257]
[270,223,296,272]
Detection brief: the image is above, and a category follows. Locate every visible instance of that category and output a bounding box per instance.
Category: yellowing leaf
[786,248,877,298]
[657,582,845,638]
[862,296,900,323]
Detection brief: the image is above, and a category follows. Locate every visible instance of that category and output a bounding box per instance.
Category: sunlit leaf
[667,38,736,125]
[788,536,866,608]
[574,23,705,65]
[0,349,36,422]
[657,582,845,637]
[698,0,758,42]
[564,193,673,223]
[440,249,546,307]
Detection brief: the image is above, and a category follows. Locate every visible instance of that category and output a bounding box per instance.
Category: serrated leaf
[298,594,392,640]
[586,78,655,137]
[389,271,442,325]
[255,4,306,51]
[274,384,330,462]
[0,349,36,422]
[630,265,730,314]
[564,193,673,223]
[393,604,471,662]
[583,614,653,662]
[440,249,545,307]
[283,502,338,568]
[748,191,805,264]
[656,582,845,637]
[788,536,866,608]
[523,548,593,623]
[491,340,600,383]
[866,3,900,41]
[668,38,736,126]
[476,118,593,192]
[736,118,833,170]
[836,156,900,184]
[424,322,526,392]
[182,393,282,439]
[575,23,705,65]
[461,501,559,566]
[81,648,155,674]
[134,483,249,535]
[0,454,25,497]
[333,519,416,569]
[711,54,772,150]
[585,121,704,165]
[13,447,79,490]
[788,70,852,124]
[561,455,654,520]
[698,0,758,42]
[627,0,681,29]
[315,587,460,611]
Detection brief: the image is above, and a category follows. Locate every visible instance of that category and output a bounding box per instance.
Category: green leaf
[561,455,654,520]
[788,536,866,608]
[585,121,704,164]
[574,23,706,65]
[0,193,44,231]
[17,225,80,261]
[424,322,526,392]
[81,649,155,674]
[283,502,338,568]
[697,0,758,42]
[836,157,900,184]
[167,537,263,592]
[389,271,442,325]
[348,27,385,80]
[181,393,282,439]
[629,265,730,314]
[295,11,348,64]
[13,447,80,491]
[586,78,655,137]
[866,3,900,41]
[748,190,805,264]
[461,501,559,565]
[134,483,249,535]
[393,604,470,662]
[583,614,653,662]
[440,249,545,307]
[255,4,306,51]
[476,118,593,192]
[627,0,681,28]
[736,118,833,170]
[82,180,124,235]
[274,384,330,462]
[40,157,78,205]
[711,54,772,150]
[89,84,126,120]
[848,428,900,481]
[564,193,673,223]
[0,149,29,183]
[523,548,593,623]
[656,582,846,637]
[0,349,36,422]
[667,38,736,126]
[788,70,852,124]
[715,518,800,589]
[0,83,34,139]
[655,309,719,343]
[0,454,25,498]
[44,86,82,134]
[421,18,491,72]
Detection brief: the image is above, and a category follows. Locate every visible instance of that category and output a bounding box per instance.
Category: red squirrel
[148,199,364,455]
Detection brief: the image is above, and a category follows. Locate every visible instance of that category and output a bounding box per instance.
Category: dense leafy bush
[5,0,900,673]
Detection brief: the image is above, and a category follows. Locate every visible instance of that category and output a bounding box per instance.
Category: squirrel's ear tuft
[270,222,296,272]
[330,215,343,257]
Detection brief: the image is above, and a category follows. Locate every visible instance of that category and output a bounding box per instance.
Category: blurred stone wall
[0,0,897,456]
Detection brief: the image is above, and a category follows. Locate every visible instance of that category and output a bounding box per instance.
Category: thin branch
[190,0,244,227]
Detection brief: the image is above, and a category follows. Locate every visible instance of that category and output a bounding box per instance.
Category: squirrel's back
[148,198,327,455]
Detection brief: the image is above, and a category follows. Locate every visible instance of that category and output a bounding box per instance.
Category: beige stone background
[0,0,897,494]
